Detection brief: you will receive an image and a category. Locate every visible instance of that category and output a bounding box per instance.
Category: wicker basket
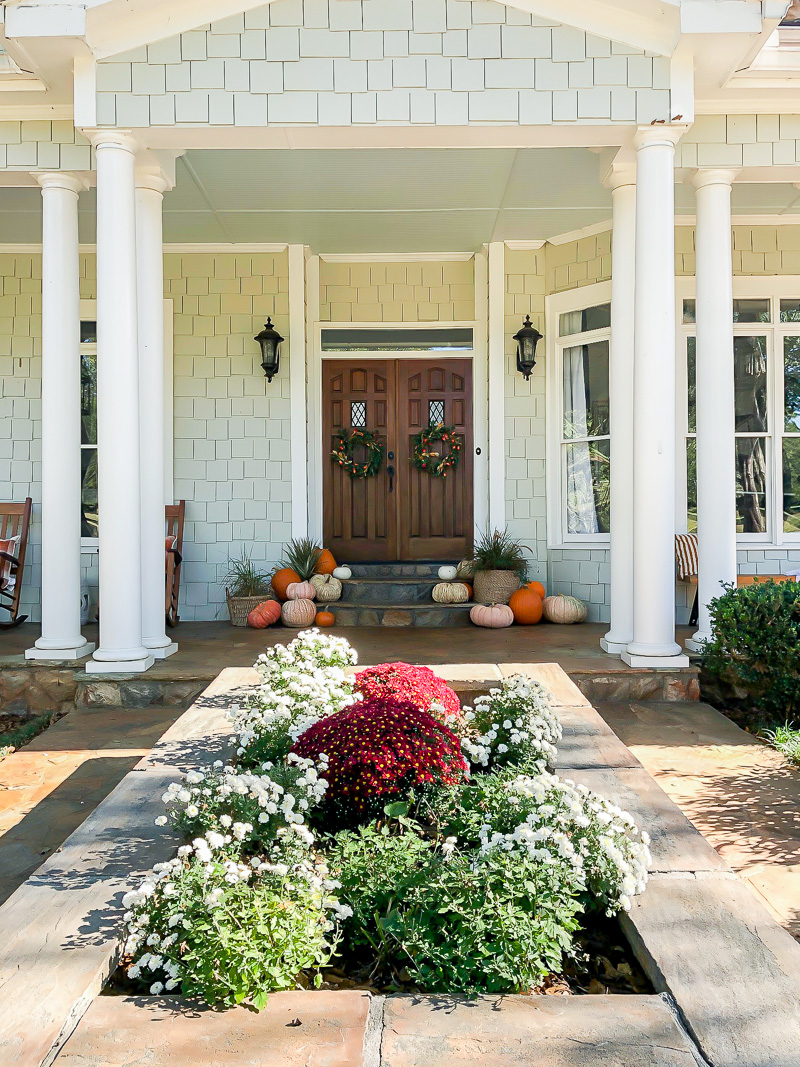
[472,570,520,606]
[226,592,273,627]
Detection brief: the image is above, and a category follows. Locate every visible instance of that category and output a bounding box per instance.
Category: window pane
[81,449,99,538]
[780,299,800,322]
[428,399,445,425]
[683,299,696,324]
[736,437,768,534]
[687,438,697,533]
[785,336,800,431]
[565,439,610,535]
[562,341,609,439]
[784,438,800,533]
[734,336,768,432]
[558,303,610,337]
[687,336,696,433]
[321,328,472,351]
[81,352,97,445]
[80,320,97,343]
[733,298,771,323]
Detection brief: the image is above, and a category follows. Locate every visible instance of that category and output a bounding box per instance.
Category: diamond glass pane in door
[428,400,445,425]
[350,401,367,429]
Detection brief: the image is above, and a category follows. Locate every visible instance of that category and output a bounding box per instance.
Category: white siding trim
[473,248,489,536]
[487,240,505,531]
[305,252,323,543]
[288,243,308,538]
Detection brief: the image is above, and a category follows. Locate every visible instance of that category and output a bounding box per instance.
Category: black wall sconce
[513,315,543,381]
[255,317,284,382]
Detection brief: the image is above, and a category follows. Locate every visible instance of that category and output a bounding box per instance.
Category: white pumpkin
[432,581,469,604]
[542,594,588,625]
[438,565,458,581]
[333,566,352,580]
[311,573,343,603]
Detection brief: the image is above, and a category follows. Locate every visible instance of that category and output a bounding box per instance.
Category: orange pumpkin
[509,587,543,625]
[315,610,335,627]
[315,549,337,575]
[526,580,546,599]
[272,567,300,601]
[247,600,281,629]
[462,583,473,599]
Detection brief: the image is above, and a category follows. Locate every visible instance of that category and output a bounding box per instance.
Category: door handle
[387,464,395,492]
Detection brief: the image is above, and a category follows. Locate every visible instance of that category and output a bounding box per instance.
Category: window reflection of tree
[734,336,768,533]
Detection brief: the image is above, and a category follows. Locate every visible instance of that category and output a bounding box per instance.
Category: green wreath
[411,423,463,478]
[331,428,385,479]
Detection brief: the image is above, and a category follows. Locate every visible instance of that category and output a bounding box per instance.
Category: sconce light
[513,315,543,381]
[254,317,284,382]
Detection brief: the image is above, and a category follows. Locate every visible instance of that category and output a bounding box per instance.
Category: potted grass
[224,551,272,626]
[471,528,529,606]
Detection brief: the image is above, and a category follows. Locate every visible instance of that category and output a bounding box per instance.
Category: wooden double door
[323,358,473,562]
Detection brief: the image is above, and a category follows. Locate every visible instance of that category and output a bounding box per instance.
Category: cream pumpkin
[311,573,343,603]
[542,594,588,625]
[281,598,317,628]
[286,580,316,601]
[332,566,352,580]
[432,581,469,604]
[437,565,458,581]
[470,603,514,628]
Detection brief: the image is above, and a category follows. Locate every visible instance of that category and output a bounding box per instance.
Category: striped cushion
[0,535,20,591]
[675,533,699,580]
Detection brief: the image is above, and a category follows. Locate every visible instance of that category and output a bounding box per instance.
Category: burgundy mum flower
[292,696,468,827]
[354,662,462,723]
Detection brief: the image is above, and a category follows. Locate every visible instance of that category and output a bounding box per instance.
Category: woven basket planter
[226,592,272,627]
[472,570,520,606]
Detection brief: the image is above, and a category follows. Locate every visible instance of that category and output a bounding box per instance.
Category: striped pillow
[0,535,20,591]
[674,534,699,581]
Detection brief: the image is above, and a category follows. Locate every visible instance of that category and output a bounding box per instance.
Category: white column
[26,174,95,661]
[685,170,738,652]
[601,169,636,655]
[487,241,506,531]
[87,132,153,674]
[136,171,177,659]
[623,127,689,668]
[288,244,308,538]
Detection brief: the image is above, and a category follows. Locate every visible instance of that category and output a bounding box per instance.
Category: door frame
[307,319,490,545]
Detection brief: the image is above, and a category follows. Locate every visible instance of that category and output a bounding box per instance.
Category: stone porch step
[347,562,457,578]
[339,577,440,605]
[330,602,473,627]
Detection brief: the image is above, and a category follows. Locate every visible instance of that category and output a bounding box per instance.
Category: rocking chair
[1,498,32,628]
[165,501,185,628]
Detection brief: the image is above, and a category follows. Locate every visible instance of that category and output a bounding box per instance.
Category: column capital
[691,168,740,191]
[606,165,637,192]
[633,124,689,151]
[33,172,87,195]
[135,168,172,195]
[85,128,139,154]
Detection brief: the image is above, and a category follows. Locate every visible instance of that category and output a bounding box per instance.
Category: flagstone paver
[600,700,800,938]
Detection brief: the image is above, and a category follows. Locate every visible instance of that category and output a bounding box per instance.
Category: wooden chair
[0,498,32,629]
[165,501,186,628]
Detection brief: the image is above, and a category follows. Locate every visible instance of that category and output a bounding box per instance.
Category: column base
[146,641,179,660]
[25,640,95,662]
[684,631,711,653]
[621,650,690,668]
[600,635,632,655]
[86,655,155,675]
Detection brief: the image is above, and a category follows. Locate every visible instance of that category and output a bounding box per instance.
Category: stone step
[338,578,440,605]
[329,602,474,627]
[346,562,457,578]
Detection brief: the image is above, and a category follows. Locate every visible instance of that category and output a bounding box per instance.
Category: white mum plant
[460,674,562,772]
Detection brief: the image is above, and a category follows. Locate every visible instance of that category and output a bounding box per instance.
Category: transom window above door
[321,328,473,352]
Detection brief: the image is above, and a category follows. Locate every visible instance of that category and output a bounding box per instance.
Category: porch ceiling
[1,146,800,250]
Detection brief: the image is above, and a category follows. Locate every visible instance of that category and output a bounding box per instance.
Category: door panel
[322,360,397,561]
[397,359,474,560]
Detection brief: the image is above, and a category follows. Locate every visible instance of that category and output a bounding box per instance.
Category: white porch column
[26,173,95,661]
[601,168,636,655]
[87,132,154,674]
[685,170,738,652]
[487,241,506,531]
[622,127,689,668]
[136,170,177,659]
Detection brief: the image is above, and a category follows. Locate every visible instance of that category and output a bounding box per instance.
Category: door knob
[388,450,395,460]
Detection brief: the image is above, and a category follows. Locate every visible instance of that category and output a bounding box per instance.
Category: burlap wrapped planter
[226,593,271,627]
[472,570,520,606]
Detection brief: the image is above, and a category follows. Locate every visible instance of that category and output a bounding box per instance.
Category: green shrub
[703,581,800,719]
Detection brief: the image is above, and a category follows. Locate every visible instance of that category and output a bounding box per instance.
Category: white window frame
[545,281,612,549]
[675,277,800,548]
[79,298,174,551]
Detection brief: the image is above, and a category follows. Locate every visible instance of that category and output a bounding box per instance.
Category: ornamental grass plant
[119,631,652,1009]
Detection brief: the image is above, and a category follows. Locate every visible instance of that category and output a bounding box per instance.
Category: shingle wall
[0,122,91,171]
[95,0,671,128]
[546,230,612,294]
[319,258,474,321]
[675,115,800,168]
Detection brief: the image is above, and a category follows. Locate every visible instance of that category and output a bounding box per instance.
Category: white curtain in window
[564,346,600,535]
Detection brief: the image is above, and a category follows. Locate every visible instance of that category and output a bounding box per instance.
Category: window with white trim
[679,285,800,543]
[555,299,611,542]
[80,320,98,540]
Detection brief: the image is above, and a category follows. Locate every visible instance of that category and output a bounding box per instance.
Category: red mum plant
[354,662,462,724]
[292,696,468,829]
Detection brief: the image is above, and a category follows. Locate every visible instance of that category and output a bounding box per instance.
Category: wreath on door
[411,423,462,478]
[331,428,385,479]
